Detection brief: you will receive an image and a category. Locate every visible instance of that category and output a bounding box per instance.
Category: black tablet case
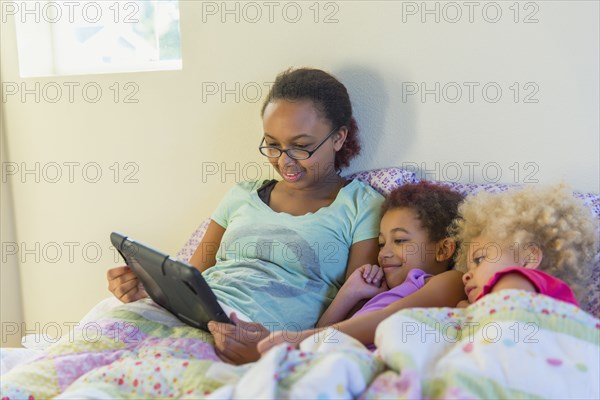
[110,232,231,330]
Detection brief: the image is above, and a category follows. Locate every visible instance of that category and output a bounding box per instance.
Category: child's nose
[379,246,393,259]
[462,272,471,285]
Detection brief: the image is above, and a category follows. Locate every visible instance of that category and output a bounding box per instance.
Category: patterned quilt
[1,290,598,399]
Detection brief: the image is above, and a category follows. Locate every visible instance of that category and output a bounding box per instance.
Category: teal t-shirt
[204,179,383,331]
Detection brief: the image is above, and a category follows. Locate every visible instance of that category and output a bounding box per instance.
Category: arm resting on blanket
[259,270,466,352]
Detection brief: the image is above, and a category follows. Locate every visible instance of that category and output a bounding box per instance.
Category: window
[10,0,182,77]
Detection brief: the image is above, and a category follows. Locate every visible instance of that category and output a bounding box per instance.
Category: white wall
[1,1,598,345]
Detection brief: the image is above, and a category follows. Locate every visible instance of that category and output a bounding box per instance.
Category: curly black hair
[261,68,360,170]
[382,181,465,242]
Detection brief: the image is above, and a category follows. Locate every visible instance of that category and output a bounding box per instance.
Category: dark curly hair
[382,181,465,243]
[261,68,360,170]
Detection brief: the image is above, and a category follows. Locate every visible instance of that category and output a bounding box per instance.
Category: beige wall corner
[1,105,25,348]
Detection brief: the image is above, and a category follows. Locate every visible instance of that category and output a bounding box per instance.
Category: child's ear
[435,238,456,262]
[333,127,348,152]
[522,243,543,269]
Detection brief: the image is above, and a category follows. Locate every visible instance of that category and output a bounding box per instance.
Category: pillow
[430,181,515,196]
[573,191,600,218]
[175,218,210,263]
[345,167,417,195]
[588,254,600,319]
[424,180,599,219]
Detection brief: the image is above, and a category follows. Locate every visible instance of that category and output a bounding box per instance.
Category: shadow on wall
[335,66,417,174]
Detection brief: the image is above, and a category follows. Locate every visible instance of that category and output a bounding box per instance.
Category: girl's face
[261,100,344,189]
[461,236,524,303]
[378,207,445,288]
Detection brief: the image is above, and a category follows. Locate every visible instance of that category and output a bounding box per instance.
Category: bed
[2,168,599,399]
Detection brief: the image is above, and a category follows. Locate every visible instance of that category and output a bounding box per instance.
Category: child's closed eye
[473,255,486,265]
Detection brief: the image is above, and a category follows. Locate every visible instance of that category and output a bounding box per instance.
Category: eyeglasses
[259,127,339,160]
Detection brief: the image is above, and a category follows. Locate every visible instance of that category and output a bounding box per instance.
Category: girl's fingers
[374,268,385,285]
[106,265,130,279]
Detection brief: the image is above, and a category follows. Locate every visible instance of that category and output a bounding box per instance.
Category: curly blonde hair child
[451,183,599,303]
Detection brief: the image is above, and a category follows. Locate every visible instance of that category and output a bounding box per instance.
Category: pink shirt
[475,266,579,306]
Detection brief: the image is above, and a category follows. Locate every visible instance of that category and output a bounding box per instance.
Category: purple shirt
[352,268,432,319]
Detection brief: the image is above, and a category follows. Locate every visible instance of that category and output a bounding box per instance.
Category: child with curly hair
[317,181,465,327]
[452,184,599,307]
[259,181,467,351]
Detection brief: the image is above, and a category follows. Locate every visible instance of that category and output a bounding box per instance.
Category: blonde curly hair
[451,183,599,302]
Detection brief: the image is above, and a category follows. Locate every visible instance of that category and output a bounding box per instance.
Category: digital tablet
[110,232,232,330]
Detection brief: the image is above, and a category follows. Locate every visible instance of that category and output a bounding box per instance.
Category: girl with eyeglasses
[108,68,385,364]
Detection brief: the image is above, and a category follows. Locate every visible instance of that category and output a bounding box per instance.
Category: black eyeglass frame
[258,127,340,160]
